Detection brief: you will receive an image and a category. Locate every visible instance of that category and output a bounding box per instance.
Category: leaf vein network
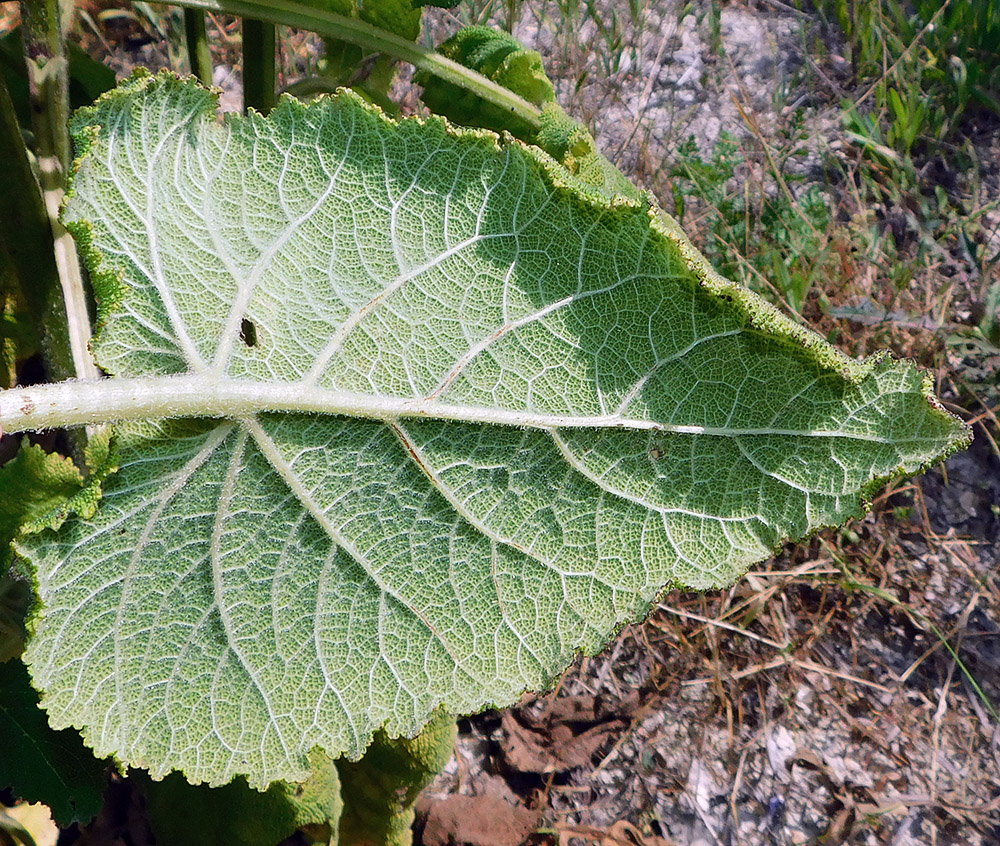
[313,543,364,751]
[210,424,294,764]
[547,429,765,527]
[388,421,623,617]
[143,106,208,370]
[242,416,464,672]
[211,140,348,375]
[111,422,235,751]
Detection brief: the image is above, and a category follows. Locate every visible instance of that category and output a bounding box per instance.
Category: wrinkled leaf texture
[17,72,967,788]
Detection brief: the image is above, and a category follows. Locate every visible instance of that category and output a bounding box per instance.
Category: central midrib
[0,373,919,446]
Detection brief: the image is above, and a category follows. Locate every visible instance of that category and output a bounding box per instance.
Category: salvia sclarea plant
[0,1,969,843]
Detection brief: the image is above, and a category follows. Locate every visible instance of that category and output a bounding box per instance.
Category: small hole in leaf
[240,318,257,348]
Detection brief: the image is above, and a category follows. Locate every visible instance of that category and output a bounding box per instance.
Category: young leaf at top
[5,71,967,789]
[416,27,639,198]
[417,26,555,143]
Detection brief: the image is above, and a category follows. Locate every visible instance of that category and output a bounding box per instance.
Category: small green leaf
[0,660,106,825]
[418,26,555,141]
[7,72,967,790]
[535,103,640,198]
[0,442,90,661]
[336,709,456,846]
[294,0,423,113]
[417,28,634,198]
[0,444,84,555]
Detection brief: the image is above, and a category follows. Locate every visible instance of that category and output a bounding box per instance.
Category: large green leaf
[0,660,107,825]
[8,72,967,789]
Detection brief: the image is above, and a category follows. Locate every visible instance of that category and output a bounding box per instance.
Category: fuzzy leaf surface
[17,73,967,788]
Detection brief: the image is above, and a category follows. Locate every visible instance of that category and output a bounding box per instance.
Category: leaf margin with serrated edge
[12,70,970,789]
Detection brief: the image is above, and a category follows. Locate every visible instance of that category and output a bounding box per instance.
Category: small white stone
[766,724,797,782]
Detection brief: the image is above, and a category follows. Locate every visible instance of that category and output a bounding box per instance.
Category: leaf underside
[18,72,967,788]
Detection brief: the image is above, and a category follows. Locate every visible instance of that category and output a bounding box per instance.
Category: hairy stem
[0,375,660,434]
[0,375,915,444]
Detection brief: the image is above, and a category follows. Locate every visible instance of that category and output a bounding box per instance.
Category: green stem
[0,62,57,325]
[242,17,276,115]
[170,0,542,132]
[280,75,343,100]
[18,0,70,173]
[183,8,214,86]
[17,0,98,389]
